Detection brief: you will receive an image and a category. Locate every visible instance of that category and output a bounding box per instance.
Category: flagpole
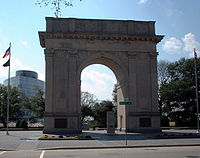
[194,48,200,134]
[6,42,11,135]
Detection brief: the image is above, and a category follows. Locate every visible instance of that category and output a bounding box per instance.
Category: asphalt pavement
[0,129,200,151]
[1,146,200,158]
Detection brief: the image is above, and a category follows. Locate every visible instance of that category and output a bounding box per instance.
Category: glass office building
[3,70,45,120]
[4,70,45,98]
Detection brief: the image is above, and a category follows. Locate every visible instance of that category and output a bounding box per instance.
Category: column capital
[44,48,54,57]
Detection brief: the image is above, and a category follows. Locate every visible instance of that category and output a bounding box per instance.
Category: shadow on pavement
[83,130,200,141]
[83,131,157,141]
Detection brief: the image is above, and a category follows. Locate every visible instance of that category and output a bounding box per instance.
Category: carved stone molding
[39,32,164,48]
[44,48,54,57]
[129,112,160,117]
[45,112,80,117]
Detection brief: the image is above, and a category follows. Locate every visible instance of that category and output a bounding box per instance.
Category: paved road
[0,146,200,158]
[0,129,200,150]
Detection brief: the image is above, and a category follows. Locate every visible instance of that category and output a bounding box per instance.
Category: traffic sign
[119,101,132,105]
[119,98,132,105]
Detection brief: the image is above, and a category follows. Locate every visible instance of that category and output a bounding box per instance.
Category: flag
[3,47,11,58]
[194,48,197,60]
[3,59,10,67]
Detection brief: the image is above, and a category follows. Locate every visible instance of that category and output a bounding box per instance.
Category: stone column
[127,52,137,131]
[149,52,161,130]
[67,51,81,132]
[44,48,54,131]
[43,49,81,134]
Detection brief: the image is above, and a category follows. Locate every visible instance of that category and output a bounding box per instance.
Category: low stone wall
[0,127,43,131]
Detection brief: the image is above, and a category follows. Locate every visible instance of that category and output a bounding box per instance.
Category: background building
[4,70,45,98]
[3,70,45,121]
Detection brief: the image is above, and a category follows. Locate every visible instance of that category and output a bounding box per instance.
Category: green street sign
[119,101,125,105]
[119,98,133,105]
[126,102,132,105]
[124,98,129,102]
[119,101,132,105]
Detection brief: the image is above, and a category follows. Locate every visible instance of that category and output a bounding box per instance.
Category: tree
[81,105,93,123]
[80,91,97,124]
[157,60,170,86]
[35,0,82,17]
[159,58,200,127]
[28,88,45,119]
[92,100,112,128]
[81,91,97,107]
[0,84,24,127]
[112,84,117,106]
[157,60,170,117]
[112,84,118,126]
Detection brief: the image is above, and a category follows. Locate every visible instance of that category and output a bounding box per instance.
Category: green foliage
[159,58,200,127]
[112,84,117,106]
[27,88,45,119]
[81,91,97,124]
[161,115,169,127]
[81,88,118,128]
[112,84,118,127]
[92,101,112,128]
[81,91,97,107]
[20,120,28,128]
[81,91,116,128]
[81,105,93,123]
[16,120,21,128]
[157,60,170,86]
[16,120,28,128]
[0,84,24,127]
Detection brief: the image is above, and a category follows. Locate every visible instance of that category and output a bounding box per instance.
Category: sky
[0,0,200,100]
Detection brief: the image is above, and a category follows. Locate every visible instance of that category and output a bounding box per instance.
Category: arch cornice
[39,32,164,48]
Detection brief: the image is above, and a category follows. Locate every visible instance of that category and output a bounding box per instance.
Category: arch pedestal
[39,17,164,134]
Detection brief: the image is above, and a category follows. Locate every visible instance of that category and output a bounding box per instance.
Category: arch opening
[81,64,117,101]
[79,56,128,131]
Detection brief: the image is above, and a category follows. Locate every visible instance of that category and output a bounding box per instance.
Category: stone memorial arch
[39,17,163,134]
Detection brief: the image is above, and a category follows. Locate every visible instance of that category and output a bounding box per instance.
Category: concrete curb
[0,149,15,151]
[38,144,200,151]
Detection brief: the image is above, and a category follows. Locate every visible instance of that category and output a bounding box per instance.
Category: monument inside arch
[39,17,164,134]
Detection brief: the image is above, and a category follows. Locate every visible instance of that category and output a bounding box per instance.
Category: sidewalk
[0,129,200,151]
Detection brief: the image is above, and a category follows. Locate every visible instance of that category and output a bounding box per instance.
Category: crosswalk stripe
[0,151,6,155]
[40,150,45,158]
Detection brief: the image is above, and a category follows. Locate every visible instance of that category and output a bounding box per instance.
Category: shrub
[16,120,21,128]
[19,120,28,128]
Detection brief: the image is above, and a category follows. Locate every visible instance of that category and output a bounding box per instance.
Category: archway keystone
[39,17,164,134]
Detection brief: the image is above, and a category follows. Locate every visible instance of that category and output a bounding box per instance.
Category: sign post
[119,98,132,146]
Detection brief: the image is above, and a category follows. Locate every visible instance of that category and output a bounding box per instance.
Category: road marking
[40,150,45,158]
[0,151,6,155]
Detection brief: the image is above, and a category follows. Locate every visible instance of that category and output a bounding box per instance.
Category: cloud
[138,0,148,4]
[165,8,183,17]
[162,33,200,57]
[162,37,183,52]
[182,33,200,57]
[81,67,116,100]
[38,73,45,81]
[0,55,45,83]
[21,40,28,46]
